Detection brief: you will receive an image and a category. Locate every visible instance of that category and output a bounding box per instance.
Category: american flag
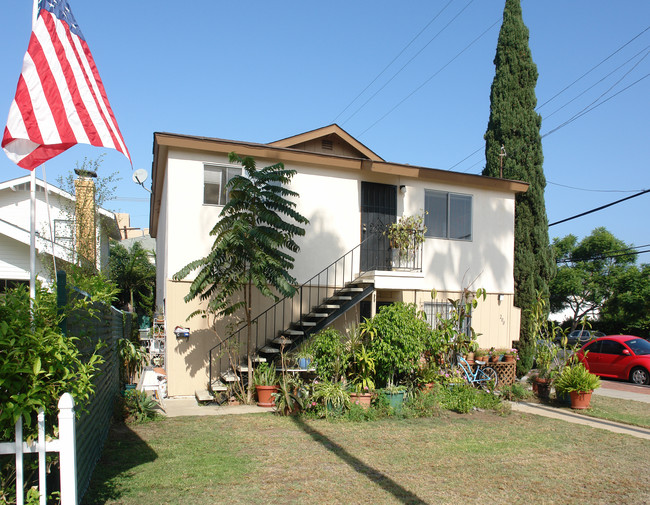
[2,0,130,170]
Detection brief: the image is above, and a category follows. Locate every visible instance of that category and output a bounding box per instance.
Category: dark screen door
[360,182,396,271]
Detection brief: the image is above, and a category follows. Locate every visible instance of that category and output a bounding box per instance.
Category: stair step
[221,371,240,382]
[252,355,267,363]
[259,346,280,354]
[210,380,228,392]
[330,296,352,301]
[196,389,215,402]
[273,336,293,345]
[340,287,364,293]
[298,321,317,327]
[305,313,329,319]
[318,304,340,310]
[284,329,304,336]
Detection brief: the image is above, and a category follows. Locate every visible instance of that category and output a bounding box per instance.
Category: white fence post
[58,393,78,505]
[15,416,24,505]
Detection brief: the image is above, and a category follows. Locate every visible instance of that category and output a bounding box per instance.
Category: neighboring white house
[149,124,528,397]
[0,174,120,291]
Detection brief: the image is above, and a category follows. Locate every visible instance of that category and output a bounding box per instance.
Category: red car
[576,335,650,385]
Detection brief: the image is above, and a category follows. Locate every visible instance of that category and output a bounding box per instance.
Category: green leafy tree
[109,241,156,317]
[482,0,554,373]
[599,263,650,336]
[550,227,634,331]
[173,153,309,402]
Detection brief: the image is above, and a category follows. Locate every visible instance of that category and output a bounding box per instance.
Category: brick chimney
[74,169,97,266]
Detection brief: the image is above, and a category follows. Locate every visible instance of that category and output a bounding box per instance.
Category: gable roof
[150,126,529,235]
[268,124,384,161]
[0,175,121,239]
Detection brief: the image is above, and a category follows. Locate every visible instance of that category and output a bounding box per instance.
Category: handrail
[207,231,423,387]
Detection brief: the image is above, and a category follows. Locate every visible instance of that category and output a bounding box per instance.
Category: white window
[204,165,242,205]
[424,190,472,241]
[54,219,73,249]
[424,301,471,337]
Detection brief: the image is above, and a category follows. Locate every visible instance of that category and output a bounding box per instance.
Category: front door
[360,182,396,271]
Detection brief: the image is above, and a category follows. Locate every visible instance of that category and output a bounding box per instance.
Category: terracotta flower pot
[569,391,593,410]
[350,393,372,410]
[504,355,515,363]
[256,385,279,407]
[534,377,551,399]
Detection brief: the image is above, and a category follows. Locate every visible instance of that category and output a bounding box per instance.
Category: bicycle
[456,355,498,391]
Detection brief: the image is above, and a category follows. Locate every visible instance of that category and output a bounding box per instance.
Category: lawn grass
[83,410,650,505]
[579,395,650,429]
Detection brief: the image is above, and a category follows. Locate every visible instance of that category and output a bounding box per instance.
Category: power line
[549,189,650,227]
[359,18,500,136]
[332,0,456,123]
[547,181,644,193]
[557,248,650,264]
[537,25,650,110]
[444,25,650,172]
[342,0,478,126]
[543,45,650,122]
[542,72,650,139]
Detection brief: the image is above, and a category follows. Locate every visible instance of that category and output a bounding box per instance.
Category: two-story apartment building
[150,125,528,397]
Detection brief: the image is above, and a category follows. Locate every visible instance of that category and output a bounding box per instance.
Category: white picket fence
[0,393,77,505]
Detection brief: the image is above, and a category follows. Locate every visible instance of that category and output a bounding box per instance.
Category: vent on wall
[321,139,333,150]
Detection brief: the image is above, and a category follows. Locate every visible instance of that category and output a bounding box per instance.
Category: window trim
[203,163,242,206]
[424,189,472,241]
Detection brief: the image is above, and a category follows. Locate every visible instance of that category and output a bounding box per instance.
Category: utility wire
[543,45,650,121]
[547,181,644,193]
[445,25,650,172]
[332,0,456,123]
[557,248,650,264]
[359,18,500,136]
[548,189,650,227]
[537,25,650,110]
[342,0,477,126]
[542,72,650,138]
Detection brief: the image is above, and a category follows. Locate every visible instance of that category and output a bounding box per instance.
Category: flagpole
[29,0,38,307]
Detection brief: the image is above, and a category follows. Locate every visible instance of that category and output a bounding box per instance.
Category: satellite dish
[132,168,148,185]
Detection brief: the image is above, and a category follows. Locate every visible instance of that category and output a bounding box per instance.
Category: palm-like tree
[109,241,155,317]
[174,153,309,402]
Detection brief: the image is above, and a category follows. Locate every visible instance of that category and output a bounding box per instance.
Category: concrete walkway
[510,401,650,440]
[161,396,272,418]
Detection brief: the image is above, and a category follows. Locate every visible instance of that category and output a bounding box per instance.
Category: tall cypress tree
[483,0,554,374]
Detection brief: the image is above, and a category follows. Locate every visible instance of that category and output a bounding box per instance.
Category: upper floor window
[424,190,472,241]
[204,164,242,205]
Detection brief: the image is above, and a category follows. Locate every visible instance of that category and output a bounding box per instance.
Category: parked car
[576,335,650,385]
[559,330,605,347]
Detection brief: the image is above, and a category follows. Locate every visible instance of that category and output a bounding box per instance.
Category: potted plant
[553,361,601,409]
[348,343,375,409]
[381,384,408,411]
[253,362,279,407]
[386,213,426,268]
[312,381,350,419]
[503,348,518,363]
[273,375,306,415]
[295,346,313,370]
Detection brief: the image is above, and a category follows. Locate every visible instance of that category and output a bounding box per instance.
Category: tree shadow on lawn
[81,423,157,505]
[290,416,429,505]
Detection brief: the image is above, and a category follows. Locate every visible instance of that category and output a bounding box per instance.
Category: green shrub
[437,385,503,414]
[311,328,349,382]
[367,303,431,387]
[123,390,160,423]
[499,383,531,401]
[401,390,442,418]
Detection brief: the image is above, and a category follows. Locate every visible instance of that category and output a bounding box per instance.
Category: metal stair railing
[207,234,423,387]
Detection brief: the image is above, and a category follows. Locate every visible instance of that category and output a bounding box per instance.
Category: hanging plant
[386,213,427,256]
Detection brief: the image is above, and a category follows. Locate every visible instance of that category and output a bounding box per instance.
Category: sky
[1,0,648,260]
